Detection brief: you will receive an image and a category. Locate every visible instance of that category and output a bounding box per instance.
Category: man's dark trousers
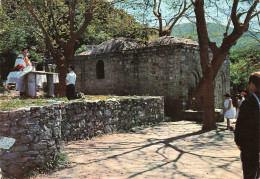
[66,84,75,100]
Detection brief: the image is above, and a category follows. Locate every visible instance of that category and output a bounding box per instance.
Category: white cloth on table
[36,74,47,87]
[7,53,59,92]
[224,98,235,119]
[7,66,32,92]
[7,69,59,91]
[35,73,59,87]
[53,73,59,83]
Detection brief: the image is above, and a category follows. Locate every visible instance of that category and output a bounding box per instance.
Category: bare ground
[35,120,242,179]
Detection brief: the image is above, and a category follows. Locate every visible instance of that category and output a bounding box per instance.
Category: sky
[113,0,259,31]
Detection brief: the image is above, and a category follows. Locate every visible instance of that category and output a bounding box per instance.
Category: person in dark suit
[234,72,260,179]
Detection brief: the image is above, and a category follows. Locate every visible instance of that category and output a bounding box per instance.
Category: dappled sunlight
[36,121,242,179]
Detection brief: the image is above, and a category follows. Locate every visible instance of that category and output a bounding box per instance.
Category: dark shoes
[20,92,26,97]
[226,126,234,131]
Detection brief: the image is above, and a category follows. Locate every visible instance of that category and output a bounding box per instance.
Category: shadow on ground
[36,120,242,179]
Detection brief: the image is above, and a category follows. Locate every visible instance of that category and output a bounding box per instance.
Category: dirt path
[36,120,242,179]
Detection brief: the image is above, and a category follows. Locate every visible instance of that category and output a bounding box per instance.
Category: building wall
[74,43,230,118]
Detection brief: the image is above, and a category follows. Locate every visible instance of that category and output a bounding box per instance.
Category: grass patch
[27,152,69,178]
[0,94,150,111]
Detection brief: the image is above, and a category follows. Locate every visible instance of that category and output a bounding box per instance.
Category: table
[25,71,59,97]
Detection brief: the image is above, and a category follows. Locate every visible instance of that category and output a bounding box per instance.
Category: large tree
[1,0,155,95]
[22,0,97,96]
[192,0,259,130]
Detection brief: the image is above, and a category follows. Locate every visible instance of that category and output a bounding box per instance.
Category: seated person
[12,64,24,71]
[14,48,31,70]
[14,48,32,95]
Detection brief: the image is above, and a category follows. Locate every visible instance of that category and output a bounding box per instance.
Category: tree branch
[153,0,159,17]
[231,0,240,28]
[54,36,66,50]
[158,0,162,16]
[69,0,78,37]
[25,1,57,58]
[237,11,247,19]
[50,2,60,37]
[70,0,95,43]
[167,1,184,25]
[244,0,259,25]
[193,0,212,75]
[152,0,163,34]
[251,10,260,19]
[139,27,160,32]
[224,17,231,37]
[168,1,192,33]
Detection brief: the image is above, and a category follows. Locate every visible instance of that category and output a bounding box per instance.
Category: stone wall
[74,42,230,118]
[0,96,164,178]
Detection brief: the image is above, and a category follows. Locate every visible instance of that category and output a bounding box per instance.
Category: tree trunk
[202,73,216,130]
[193,53,228,110]
[55,64,67,97]
[193,77,206,110]
[193,0,216,130]
[54,48,74,97]
[192,0,259,130]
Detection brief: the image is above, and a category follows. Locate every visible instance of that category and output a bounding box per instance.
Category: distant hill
[171,23,259,49]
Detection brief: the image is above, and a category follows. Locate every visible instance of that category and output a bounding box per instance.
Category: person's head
[241,92,246,97]
[248,72,260,95]
[224,93,230,99]
[235,94,239,98]
[237,94,243,100]
[68,64,74,72]
[21,48,28,56]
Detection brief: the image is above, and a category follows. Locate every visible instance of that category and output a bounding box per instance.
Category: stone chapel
[74,36,230,118]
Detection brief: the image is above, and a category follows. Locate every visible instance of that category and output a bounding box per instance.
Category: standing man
[65,64,76,100]
[14,48,32,96]
[235,72,260,179]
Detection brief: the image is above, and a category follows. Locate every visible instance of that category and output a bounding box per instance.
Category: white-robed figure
[223,93,235,130]
[14,48,32,94]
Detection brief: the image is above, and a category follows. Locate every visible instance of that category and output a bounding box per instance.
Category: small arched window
[96,60,104,79]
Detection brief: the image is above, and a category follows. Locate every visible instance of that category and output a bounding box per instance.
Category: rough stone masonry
[0,96,164,178]
[74,36,230,118]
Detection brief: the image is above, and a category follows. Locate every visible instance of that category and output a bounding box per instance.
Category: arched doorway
[96,60,104,79]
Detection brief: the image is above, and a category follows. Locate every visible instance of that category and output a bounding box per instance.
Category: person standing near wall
[65,64,76,100]
[234,72,260,179]
[223,93,235,130]
[235,94,245,119]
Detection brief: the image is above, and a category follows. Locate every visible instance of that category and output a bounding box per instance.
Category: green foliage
[171,22,259,93]
[0,98,52,111]
[0,94,149,111]
[27,152,68,178]
[171,22,260,48]
[0,0,155,80]
[230,40,260,92]
[0,0,154,49]
[0,0,45,77]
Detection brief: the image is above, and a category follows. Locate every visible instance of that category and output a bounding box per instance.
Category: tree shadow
[44,122,241,178]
